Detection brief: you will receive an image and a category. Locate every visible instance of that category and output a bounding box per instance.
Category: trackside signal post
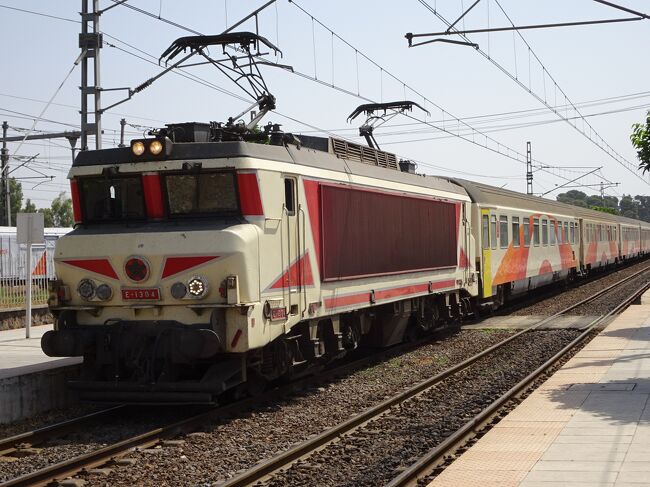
[17,212,44,339]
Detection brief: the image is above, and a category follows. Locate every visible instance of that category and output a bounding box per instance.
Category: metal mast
[526,141,533,195]
[1,121,9,225]
[80,0,102,150]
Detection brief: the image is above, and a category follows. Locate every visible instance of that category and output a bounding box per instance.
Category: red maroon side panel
[321,185,457,281]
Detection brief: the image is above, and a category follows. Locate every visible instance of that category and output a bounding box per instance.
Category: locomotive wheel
[342,321,361,350]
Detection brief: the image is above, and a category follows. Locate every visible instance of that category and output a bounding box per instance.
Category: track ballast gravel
[260,330,580,487]
[63,330,515,487]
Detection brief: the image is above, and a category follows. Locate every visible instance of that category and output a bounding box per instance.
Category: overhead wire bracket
[406,0,648,48]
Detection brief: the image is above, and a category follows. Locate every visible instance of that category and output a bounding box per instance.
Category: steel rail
[0,406,125,457]
[386,279,650,487]
[219,264,650,487]
[0,327,451,487]
[4,264,650,486]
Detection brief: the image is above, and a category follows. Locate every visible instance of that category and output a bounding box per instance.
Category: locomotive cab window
[78,175,146,223]
[284,177,296,216]
[165,171,238,217]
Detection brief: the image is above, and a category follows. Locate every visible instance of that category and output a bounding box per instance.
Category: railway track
[0,325,462,487]
[217,264,650,487]
[2,264,649,487]
[388,273,650,487]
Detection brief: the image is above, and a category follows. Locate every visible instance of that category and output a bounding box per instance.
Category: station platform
[0,324,81,424]
[429,292,650,487]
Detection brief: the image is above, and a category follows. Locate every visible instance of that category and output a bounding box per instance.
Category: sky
[1,0,649,209]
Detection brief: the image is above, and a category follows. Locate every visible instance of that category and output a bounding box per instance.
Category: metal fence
[0,230,62,309]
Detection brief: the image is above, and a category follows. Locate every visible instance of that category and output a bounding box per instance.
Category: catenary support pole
[25,242,32,339]
[1,121,8,226]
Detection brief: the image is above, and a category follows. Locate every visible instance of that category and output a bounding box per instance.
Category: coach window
[550,222,556,245]
[542,219,548,246]
[524,218,531,247]
[512,217,520,247]
[482,214,490,249]
[499,216,509,248]
[565,222,570,244]
[490,215,497,250]
[284,178,296,216]
[533,218,540,246]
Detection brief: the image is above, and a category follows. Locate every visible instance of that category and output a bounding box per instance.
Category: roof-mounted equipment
[159,32,292,132]
[347,101,429,150]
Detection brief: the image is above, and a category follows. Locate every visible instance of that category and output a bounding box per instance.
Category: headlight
[149,139,163,155]
[77,279,96,300]
[171,282,187,299]
[96,284,113,301]
[187,276,207,298]
[132,141,145,156]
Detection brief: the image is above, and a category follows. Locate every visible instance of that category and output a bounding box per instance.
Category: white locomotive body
[43,128,476,402]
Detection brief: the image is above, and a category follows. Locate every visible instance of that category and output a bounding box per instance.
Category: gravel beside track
[511,259,650,316]
[0,404,100,440]
[569,270,650,315]
[260,329,580,487]
[61,330,516,487]
[0,407,202,483]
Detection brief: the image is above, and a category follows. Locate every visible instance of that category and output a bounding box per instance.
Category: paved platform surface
[0,324,81,379]
[430,293,650,487]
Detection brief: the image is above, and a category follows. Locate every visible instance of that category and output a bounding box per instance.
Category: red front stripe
[142,173,165,219]
[61,258,118,280]
[237,173,264,216]
[161,256,219,279]
[70,179,82,224]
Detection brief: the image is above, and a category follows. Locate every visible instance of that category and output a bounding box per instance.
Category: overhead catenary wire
[1,1,637,199]
[286,0,617,192]
[414,0,650,187]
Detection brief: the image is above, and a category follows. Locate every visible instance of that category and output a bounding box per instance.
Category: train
[38,120,650,404]
[0,226,69,282]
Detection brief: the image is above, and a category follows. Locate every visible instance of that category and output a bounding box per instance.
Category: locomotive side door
[282,176,303,318]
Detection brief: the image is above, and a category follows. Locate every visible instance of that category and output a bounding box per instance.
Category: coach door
[480,209,494,298]
[282,176,304,318]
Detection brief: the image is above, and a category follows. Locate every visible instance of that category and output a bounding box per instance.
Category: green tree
[23,199,36,213]
[632,111,650,173]
[40,192,73,228]
[634,195,650,223]
[0,178,24,225]
[620,194,640,219]
[38,208,53,227]
[556,190,589,208]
